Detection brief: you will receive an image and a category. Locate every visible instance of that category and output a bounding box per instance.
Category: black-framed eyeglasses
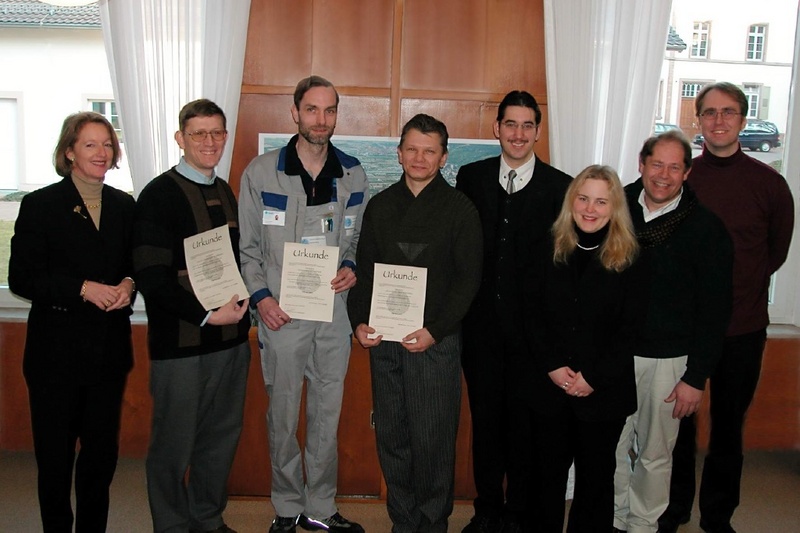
[696,108,742,120]
[500,120,537,131]
[185,129,227,142]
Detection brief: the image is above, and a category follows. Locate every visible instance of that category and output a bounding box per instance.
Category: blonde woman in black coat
[526,165,643,532]
[9,112,135,532]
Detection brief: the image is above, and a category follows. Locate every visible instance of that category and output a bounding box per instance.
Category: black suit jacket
[525,239,645,421]
[455,155,572,336]
[9,177,135,384]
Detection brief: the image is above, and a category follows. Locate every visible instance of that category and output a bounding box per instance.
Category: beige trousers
[613,356,688,533]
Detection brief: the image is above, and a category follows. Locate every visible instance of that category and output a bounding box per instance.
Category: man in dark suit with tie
[455,90,572,533]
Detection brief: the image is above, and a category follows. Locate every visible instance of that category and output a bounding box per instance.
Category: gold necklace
[84,200,102,209]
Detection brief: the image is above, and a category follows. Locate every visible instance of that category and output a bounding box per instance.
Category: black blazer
[455,155,572,333]
[525,238,645,421]
[9,177,135,385]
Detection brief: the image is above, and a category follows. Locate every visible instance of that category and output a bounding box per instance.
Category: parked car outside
[654,123,681,134]
[693,120,782,152]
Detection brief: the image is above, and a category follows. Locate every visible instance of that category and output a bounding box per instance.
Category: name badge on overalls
[263,210,285,226]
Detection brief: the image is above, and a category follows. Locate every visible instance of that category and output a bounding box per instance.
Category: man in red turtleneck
[660,82,794,533]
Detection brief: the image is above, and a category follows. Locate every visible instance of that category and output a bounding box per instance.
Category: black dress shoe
[190,525,237,533]
[462,514,504,533]
[500,518,522,533]
[658,512,690,533]
[298,512,364,532]
[699,520,736,533]
[269,516,299,533]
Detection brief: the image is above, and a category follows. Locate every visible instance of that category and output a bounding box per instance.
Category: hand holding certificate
[183,225,249,311]
[279,242,339,322]
[368,263,427,343]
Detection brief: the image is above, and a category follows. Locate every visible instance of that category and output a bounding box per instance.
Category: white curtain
[98,0,251,195]
[544,0,673,182]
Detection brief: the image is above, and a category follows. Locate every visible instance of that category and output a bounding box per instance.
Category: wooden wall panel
[484,0,547,95]
[230,94,294,194]
[119,327,153,457]
[0,322,152,456]
[537,104,553,164]
[243,0,314,86]
[335,96,393,136]
[454,377,476,500]
[228,333,271,496]
[336,343,383,496]
[696,335,800,451]
[401,98,489,139]
[0,320,30,450]
[312,0,394,89]
[401,0,487,91]
[231,0,552,194]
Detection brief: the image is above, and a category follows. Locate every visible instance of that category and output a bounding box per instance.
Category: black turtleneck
[573,222,609,275]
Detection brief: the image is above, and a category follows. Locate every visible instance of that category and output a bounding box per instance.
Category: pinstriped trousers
[370,333,462,533]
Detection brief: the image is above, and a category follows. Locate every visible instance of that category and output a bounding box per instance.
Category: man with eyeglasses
[239,76,367,533]
[613,130,733,533]
[134,99,251,533]
[658,82,794,533]
[455,90,572,533]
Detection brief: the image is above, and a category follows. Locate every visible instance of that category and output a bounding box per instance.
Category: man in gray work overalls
[239,76,368,533]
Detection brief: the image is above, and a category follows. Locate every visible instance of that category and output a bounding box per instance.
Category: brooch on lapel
[73,205,88,219]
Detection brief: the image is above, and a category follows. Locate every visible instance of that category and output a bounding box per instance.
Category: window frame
[681,81,704,98]
[747,24,767,62]
[743,84,761,119]
[691,21,711,59]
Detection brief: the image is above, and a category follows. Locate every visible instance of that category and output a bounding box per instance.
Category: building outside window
[692,21,710,58]
[0,2,134,293]
[91,99,124,142]
[682,81,704,98]
[744,84,761,118]
[747,24,767,61]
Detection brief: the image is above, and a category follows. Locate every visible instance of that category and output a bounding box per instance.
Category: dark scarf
[637,192,697,248]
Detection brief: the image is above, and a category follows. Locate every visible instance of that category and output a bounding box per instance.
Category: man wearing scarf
[613,130,733,533]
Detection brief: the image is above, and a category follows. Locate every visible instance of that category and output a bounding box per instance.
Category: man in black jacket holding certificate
[348,113,482,533]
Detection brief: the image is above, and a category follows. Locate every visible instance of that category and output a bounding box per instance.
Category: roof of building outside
[667,26,687,52]
[0,0,99,28]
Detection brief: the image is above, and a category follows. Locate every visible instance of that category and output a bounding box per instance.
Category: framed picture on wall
[259,133,501,197]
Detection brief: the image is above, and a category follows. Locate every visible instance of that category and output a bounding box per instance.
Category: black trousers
[27,377,127,533]
[461,334,530,520]
[371,334,462,533]
[664,328,766,526]
[531,408,625,533]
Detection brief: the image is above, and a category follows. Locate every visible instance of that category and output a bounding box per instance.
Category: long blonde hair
[552,164,638,272]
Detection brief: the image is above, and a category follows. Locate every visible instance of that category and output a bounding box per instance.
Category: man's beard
[299,124,333,146]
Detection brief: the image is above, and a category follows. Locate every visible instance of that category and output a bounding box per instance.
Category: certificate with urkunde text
[183,225,249,311]
[368,263,427,342]
[279,242,339,322]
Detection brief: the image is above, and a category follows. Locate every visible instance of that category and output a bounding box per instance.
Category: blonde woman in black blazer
[9,112,135,532]
[525,165,644,532]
